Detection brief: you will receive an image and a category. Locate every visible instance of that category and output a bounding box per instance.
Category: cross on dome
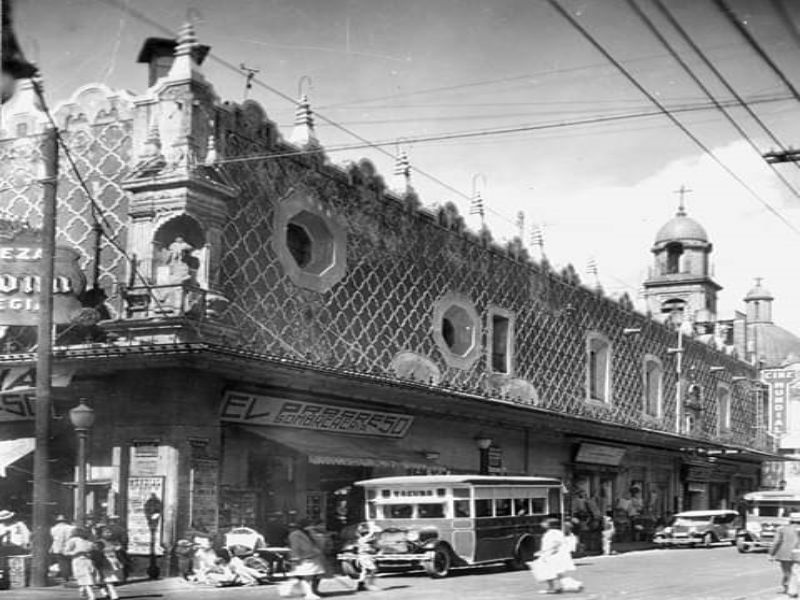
[673,184,692,216]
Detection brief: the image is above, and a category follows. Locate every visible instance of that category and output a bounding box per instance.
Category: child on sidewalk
[355,523,380,592]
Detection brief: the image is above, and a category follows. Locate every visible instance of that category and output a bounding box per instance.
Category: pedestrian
[0,509,30,550]
[100,515,130,581]
[64,528,100,600]
[530,518,575,594]
[602,510,615,556]
[95,527,124,599]
[353,522,380,592]
[281,518,325,600]
[50,514,76,582]
[769,511,800,597]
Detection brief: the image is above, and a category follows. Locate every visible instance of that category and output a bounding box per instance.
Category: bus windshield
[746,504,800,518]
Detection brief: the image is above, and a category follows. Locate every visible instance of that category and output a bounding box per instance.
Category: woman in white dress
[532,519,575,594]
[64,528,100,600]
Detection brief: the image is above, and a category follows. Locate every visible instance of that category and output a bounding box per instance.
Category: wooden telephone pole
[30,126,58,587]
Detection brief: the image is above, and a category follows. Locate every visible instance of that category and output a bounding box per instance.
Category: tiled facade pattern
[0,79,762,450]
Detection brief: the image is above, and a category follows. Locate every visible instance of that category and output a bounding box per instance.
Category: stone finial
[134,118,166,175]
[175,22,198,57]
[392,150,411,195]
[167,22,203,80]
[289,94,319,148]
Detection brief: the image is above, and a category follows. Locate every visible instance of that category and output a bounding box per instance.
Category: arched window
[643,356,663,417]
[587,333,612,403]
[717,387,731,433]
[665,242,683,274]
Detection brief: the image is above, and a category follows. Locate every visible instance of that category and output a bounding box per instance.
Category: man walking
[50,514,75,582]
[769,512,800,596]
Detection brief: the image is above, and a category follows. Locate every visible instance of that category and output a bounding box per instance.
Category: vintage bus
[736,490,800,552]
[337,475,564,578]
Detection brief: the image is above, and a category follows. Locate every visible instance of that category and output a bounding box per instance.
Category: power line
[547,0,800,237]
[653,0,800,174]
[627,0,800,203]
[211,95,794,166]
[713,0,800,103]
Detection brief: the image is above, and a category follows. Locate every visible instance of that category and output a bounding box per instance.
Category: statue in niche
[165,236,197,284]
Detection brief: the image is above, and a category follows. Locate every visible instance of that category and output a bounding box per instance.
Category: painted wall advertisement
[190,459,219,533]
[127,476,165,555]
[0,222,85,326]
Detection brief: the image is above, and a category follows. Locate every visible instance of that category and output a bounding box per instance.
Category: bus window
[514,498,530,516]
[453,488,470,498]
[475,499,493,517]
[418,503,445,518]
[531,497,547,514]
[454,500,471,518]
[495,498,512,517]
[386,504,413,519]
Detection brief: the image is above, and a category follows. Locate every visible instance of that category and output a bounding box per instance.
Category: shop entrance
[315,464,371,535]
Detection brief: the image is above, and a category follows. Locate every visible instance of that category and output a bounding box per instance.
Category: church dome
[655,212,708,244]
[745,280,773,301]
[751,322,800,368]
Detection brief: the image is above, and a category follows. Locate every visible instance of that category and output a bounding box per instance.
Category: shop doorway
[317,464,371,535]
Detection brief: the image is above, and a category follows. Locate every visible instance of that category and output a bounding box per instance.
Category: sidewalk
[13,577,268,599]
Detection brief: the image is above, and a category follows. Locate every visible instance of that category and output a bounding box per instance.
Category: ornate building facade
[0,25,777,561]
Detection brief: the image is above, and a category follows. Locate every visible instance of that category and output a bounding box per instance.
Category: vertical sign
[189,459,219,533]
[127,476,165,555]
[763,369,797,436]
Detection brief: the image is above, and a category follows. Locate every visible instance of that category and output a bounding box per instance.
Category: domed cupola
[643,188,721,324]
[745,277,774,324]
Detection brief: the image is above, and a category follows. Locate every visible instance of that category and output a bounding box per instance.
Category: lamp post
[68,399,95,527]
[475,434,493,475]
[144,493,163,580]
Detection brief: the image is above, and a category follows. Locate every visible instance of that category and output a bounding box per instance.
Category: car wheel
[736,540,750,554]
[423,547,451,578]
[702,533,714,548]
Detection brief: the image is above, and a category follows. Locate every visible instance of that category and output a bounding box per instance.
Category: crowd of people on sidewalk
[0,509,130,600]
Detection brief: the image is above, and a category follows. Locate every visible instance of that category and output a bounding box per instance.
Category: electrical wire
[714,0,800,103]
[653,0,800,174]
[211,95,794,166]
[548,0,800,237]
[627,0,800,201]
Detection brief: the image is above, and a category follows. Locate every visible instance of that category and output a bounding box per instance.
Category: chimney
[136,37,210,87]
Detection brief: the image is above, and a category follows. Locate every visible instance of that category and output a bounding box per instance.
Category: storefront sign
[574,443,626,466]
[0,224,85,326]
[0,366,76,422]
[220,391,414,438]
[487,446,504,475]
[127,476,165,555]
[686,482,707,494]
[763,369,797,436]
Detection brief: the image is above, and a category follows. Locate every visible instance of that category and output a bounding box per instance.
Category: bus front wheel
[507,535,538,570]
[423,547,451,578]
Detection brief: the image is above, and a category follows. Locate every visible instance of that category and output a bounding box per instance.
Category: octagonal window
[441,305,475,356]
[273,191,347,293]
[433,293,481,369]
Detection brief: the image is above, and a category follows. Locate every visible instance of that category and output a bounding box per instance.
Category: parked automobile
[653,510,740,548]
[736,491,800,553]
[336,474,563,578]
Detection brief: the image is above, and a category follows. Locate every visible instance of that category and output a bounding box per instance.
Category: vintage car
[653,510,740,547]
[336,474,563,578]
[736,491,800,553]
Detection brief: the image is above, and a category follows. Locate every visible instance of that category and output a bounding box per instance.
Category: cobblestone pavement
[12,546,795,600]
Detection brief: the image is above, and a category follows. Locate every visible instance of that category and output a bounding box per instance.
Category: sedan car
[653,510,741,548]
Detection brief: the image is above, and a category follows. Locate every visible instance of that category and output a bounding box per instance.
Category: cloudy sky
[10,0,800,331]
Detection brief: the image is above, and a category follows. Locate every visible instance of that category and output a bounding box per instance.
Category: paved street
[13,547,795,600]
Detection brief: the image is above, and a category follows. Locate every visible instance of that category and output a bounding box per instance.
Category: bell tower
[643,189,721,324]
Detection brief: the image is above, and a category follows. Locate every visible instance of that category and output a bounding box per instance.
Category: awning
[0,438,35,477]
[237,426,446,472]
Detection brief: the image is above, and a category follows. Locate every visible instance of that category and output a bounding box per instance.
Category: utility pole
[31,126,58,587]
[763,149,800,164]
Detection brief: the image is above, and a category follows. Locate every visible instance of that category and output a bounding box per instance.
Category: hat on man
[54,514,68,523]
[789,512,800,523]
[0,510,15,520]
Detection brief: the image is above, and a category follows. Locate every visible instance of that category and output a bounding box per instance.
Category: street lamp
[475,434,493,475]
[68,399,95,528]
